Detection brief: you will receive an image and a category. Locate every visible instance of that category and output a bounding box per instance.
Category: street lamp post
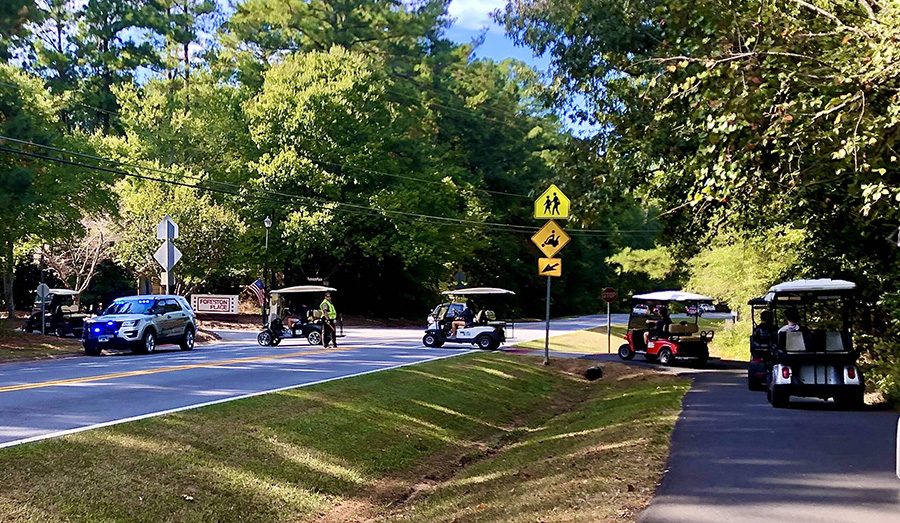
[263,216,272,326]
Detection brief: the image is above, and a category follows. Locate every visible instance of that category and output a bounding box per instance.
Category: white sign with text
[190,294,238,314]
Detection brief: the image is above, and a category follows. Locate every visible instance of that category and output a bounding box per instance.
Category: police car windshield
[103,299,155,315]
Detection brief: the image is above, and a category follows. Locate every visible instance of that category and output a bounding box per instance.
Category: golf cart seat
[667,323,699,335]
[825,331,847,352]
[473,310,486,324]
[310,310,323,320]
[781,331,808,352]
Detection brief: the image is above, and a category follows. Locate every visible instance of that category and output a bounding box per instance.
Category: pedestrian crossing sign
[534,184,570,220]
[538,258,562,277]
[531,220,571,258]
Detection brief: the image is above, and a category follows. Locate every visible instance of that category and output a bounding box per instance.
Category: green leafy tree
[70,0,165,131]
[112,178,245,294]
[0,0,36,60]
[0,65,112,313]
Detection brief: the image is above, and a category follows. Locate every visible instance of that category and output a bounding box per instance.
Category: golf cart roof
[768,279,856,293]
[748,297,768,306]
[48,289,79,296]
[441,287,516,296]
[632,290,713,302]
[270,285,336,295]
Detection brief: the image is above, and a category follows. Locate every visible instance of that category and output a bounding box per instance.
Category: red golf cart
[618,290,714,366]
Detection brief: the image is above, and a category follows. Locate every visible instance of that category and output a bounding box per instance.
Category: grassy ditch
[0,353,687,522]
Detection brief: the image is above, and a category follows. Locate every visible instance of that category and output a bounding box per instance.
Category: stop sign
[601,287,618,303]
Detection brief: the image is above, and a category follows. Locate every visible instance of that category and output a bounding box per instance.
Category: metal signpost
[36,283,50,336]
[531,184,571,365]
[153,215,182,294]
[601,287,618,354]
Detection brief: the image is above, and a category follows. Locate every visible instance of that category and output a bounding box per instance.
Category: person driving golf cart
[449,301,476,337]
[643,306,672,346]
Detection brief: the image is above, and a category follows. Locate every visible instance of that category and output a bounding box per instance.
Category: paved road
[0,315,604,448]
[637,362,900,523]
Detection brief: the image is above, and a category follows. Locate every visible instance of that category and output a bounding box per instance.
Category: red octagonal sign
[601,287,618,303]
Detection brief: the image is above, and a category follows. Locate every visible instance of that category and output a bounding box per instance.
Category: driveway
[638,363,900,523]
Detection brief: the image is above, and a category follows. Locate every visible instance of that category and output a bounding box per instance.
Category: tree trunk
[2,239,14,316]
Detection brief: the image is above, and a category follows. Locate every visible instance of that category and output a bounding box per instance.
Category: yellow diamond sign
[534,184,570,220]
[531,220,571,258]
[538,258,562,277]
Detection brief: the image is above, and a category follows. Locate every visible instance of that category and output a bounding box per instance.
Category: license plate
[98,336,110,343]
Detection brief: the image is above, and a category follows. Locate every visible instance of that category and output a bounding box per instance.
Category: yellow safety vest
[320,299,337,320]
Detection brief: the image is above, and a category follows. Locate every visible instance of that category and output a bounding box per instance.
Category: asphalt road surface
[0,315,603,448]
[637,362,900,523]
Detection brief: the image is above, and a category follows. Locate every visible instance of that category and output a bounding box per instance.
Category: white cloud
[448,0,506,29]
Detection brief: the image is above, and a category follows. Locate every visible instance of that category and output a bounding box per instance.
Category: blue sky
[443,0,550,70]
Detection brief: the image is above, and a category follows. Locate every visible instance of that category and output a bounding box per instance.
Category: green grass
[516,327,628,354]
[0,352,688,522]
[387,370,688,522]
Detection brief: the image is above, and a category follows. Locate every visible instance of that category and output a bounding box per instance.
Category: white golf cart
[762,279,864,409]
[423,287,515,350]
[257,285,341,346]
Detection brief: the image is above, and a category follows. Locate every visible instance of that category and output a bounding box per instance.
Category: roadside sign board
[531,220,571,258]
[602,287,618,303]
[533,184,570,220]
[191,294,238,314]
[538,258,562,277]
[154,241,182,272]
[156,215,179,240]
[36,283,51,300]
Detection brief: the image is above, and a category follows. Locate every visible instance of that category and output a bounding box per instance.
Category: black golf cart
[762,279,864,409]
[257,285,342,346]
[747,297,773,391]
[24,289,88,337]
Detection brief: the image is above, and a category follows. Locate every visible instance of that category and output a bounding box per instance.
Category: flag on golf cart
[246,279,266,306]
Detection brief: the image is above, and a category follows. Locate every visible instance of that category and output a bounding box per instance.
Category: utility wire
[0,136,656,236]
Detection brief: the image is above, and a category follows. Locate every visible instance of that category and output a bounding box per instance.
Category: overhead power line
[0,138,655,237]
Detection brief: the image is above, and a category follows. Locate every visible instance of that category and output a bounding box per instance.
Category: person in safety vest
[320,292,338,348]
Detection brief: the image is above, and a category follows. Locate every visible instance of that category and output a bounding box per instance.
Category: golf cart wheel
[618,344,634,360]
[696,354,709,367]
[179,327,195,351]
[257,331,273,347]
[54,326,66,338]
[748,377,765,391]
[770,386,789,408]
[657,348,673,366]
[422,333,443,348]
[272,336,282,346]
[307,331,322,346]
[475,334,495,350]
[835,392,865,410]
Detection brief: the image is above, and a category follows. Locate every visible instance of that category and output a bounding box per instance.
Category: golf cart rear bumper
[775,384,864,398]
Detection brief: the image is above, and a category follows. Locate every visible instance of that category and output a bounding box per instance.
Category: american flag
[246,279,266,306]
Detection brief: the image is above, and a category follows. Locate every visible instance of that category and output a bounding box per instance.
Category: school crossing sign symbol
[534,184,570,220]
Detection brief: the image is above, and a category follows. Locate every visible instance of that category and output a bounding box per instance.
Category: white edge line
[0,349,476,450]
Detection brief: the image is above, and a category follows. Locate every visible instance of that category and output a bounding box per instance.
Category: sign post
[36,283,50,336]
[153,215,181,294]
[532,184,571,365]
[601,287,618,354]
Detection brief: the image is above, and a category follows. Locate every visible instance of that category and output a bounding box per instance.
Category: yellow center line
[0,346,357,394]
